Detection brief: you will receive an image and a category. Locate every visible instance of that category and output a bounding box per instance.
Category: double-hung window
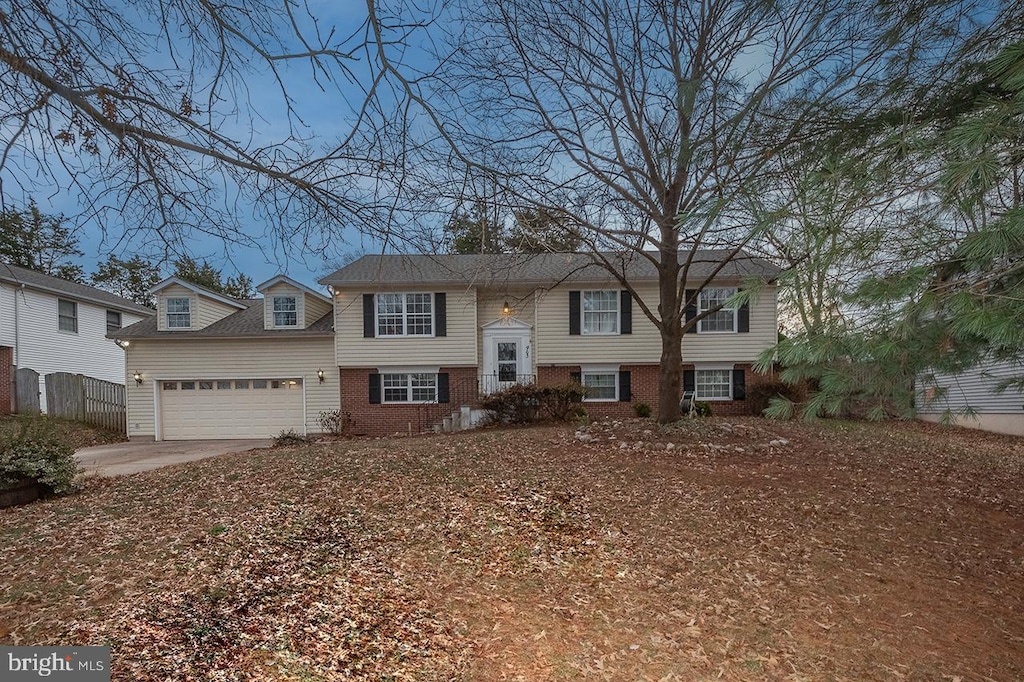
[273,296,298,327]
[382,373,437,402]
[58,299,78,333]
[695,369,732,399]
[106,310,122,333]
[377,293,433,336]
[582,290,619,334]
[698,287,737,333]
[166,297,191,328]
[582,371,617,401]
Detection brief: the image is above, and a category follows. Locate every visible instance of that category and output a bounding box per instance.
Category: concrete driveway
[75,439,272,477]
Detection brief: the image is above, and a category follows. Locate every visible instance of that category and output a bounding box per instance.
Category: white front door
[481,325,531,394]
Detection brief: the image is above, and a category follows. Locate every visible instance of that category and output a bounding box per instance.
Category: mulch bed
[1,417,1021,680]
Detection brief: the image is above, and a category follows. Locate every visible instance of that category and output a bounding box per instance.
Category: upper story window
[58,299,78,333]
[698,287,737,333]
[166,297,191,328]
[582,290,619,334]
[273,295,298,327]
[106,310,122,333]
[377,293,433,337]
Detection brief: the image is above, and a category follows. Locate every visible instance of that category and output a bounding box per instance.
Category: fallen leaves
[1,418,1022,680]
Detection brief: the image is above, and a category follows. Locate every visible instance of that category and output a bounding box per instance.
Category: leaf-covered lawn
[1,418,1022,680]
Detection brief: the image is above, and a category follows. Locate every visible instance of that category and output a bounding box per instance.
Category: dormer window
[273,296,298,327]
[167,297,191,328]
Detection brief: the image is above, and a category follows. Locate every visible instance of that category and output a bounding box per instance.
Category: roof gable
[148,277,247,309]
[256,274,331,303]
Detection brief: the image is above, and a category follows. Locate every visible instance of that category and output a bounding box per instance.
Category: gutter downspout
[13,283,24,367]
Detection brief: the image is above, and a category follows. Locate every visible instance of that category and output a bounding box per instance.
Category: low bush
[633,402,652,418]
[318,410,354,436]
[747,380,806,417]
[539,384,587,421]
[273,429,312,447]
[480,383,586,425]
[0,421,78,495]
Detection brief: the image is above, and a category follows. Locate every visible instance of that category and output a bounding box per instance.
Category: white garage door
[160,378,304,440]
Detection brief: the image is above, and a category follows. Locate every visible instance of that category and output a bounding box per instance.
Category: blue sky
[1,0,401,290]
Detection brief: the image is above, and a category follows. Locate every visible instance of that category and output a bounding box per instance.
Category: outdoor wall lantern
[133,371,143,386]
[317,368,325,384]
[501,300,512,316]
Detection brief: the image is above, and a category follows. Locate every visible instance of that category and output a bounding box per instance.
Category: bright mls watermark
[1,647,110,681]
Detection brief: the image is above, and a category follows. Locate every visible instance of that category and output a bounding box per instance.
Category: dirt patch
[1,418,1021,680]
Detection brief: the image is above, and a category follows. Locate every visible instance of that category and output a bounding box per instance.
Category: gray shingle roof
[113,298,334,339]
[0,262,154,315]
[320,251,780,287]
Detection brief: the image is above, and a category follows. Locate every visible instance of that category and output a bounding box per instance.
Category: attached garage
[158,378,305,440]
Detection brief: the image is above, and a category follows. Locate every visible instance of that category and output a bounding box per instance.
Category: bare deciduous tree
[379,0,1010,421]
[0,0,407,257]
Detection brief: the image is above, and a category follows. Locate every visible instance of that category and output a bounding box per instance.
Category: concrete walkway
[75,439,272,477]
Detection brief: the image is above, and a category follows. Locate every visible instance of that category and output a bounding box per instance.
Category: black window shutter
[362,294,375,338]
[569,370,582,384]
[684,289,697,334]
[737,289,750,333]
[683,369,695,394]
[437,372,450,403]
[368,373,382,404]
[618,370,631,402]
[569,291,581,335]
[732,369,746,400]
[434,293,447,337]
[620,291,632,335]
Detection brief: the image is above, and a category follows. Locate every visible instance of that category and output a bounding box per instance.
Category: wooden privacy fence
[15,368,40,415]
[45,372,126,433]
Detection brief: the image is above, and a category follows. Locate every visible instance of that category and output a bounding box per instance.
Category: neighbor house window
[695,369,732,399]
[58,299,78,333]
[697,287,737,333]
[273,296,298,327]
[582,371,618,401]
[106,310,122,333]
[582,290,619,334]
[166,297,191,328]
[377,293,433,337]
[382,373,437,402]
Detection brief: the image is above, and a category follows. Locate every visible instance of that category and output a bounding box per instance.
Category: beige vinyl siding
[263,283,304,330]
[125,337,337,438]
[157,285,240,331]
[535,282,777,365]
[332,288,477,367]
[156,285,197,331]
[477,289,538,372]
[197,295,239,328]
[303,293,332,327]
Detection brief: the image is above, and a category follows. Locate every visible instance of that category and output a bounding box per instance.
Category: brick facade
[340,362,770,436]
[539,362,767,419]
[340,366,478,437]
[0,346,11,414]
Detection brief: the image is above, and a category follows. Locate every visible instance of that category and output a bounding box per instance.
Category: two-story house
[321,252,779,436]
[0,263,153,413]
[116,252,779,440]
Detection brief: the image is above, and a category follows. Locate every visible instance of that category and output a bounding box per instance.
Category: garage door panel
[161,379,303,439]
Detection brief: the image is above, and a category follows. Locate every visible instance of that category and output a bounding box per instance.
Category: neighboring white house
[918,359,1024,437]
[0,263,153,413]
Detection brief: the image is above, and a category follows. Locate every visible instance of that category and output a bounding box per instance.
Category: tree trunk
[656,239,683,423]
[657,322,683,423]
